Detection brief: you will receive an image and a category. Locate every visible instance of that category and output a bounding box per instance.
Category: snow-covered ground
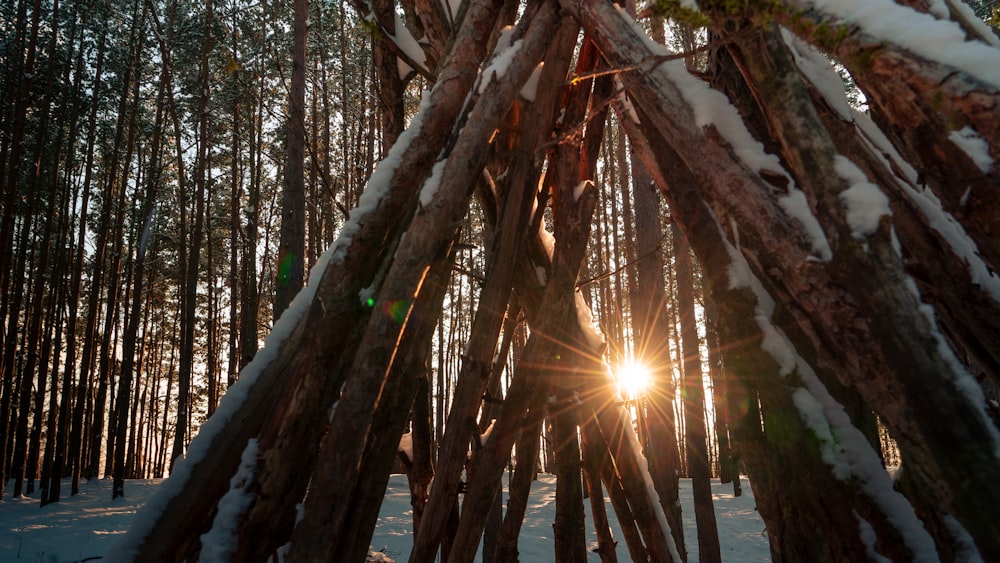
[0,474,769,562]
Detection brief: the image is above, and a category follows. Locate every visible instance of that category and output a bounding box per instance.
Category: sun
[617,360,652,399]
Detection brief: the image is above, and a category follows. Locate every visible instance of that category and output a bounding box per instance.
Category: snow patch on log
[393,12,427,68]
[778,190,834,260]
[722,233,941,560]
[855,511,893,563]
[419,160,447,208]
[398,432,413,462]
[907,285,1000,462]
[925,0,950,18]
[197,439,260,563]
[359,283,376,306]
[854,113,1000,303]
[397,57,413,81]
[614,78,642,124]
[367,548,396,562]
[481,30,522,91]
[834,155,891,239]
[479,420,496,447]
[948,127,994,173]
[521,62,544,102]
[538,217,556,259]
[781,28,853,121]
[574,290,606,351]
[943,514,986,563]
[943,0,1000,48]
[613,5,833,261]
[802,0,1000,88]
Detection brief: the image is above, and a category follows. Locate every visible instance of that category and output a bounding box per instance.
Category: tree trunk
[673,226,722,563]
[113,73,165,498]
[169,0,210,471]
[273,0,307,320]
[703,294,740,494]
[552,389,587,563]
[630,152,686,552]
[578,420,619,563]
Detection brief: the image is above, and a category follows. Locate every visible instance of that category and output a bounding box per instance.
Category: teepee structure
[108,0,1000,561]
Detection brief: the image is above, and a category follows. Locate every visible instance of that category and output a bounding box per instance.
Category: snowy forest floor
[0,474,770,562]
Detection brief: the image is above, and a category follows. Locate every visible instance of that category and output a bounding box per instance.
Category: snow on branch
[794,0,1000,89]
[611,7,834,261]
[198,440,261,563]
[852,111,1000,304]
[721,231,942,562]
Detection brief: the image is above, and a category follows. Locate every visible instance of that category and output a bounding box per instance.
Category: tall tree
[0,0,42,500]
[112,62,167,498]
[273,0,307,320]
[673,226,721,563]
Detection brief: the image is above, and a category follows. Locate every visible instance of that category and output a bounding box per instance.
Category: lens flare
[617,360,652,398]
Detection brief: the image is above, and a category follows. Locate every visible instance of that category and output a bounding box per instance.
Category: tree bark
[673,226,722,563]
[273,0,307,320]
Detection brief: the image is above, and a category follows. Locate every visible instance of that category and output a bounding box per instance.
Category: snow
[853,111,1000,303]
[574,290,607,351]
[780,28,853,121]
[359,283,376,306]
[537,216,556,259]
[834,155,892,239]
[480,39,523,91]
[397,57,413,81]
[335,89,433,264]
[614,8,833,261]
[617,391,683,562]
[1,474,770,562]
[392,12,426,70]
[520,62,544,102]
[856,512,893,563]
[777,190,833,260]
[907,285,1000,463]
[944,0,1000,48]
[418,160,447,209]
[398,432,413,462]
[721,231,941,560]
[948,126,994,173]
[370,473,767,562]
[198,439,260,563]
[800,0,1000,89]
[479,419,496,447]
[943,514,986,563]
[614,78,642,124]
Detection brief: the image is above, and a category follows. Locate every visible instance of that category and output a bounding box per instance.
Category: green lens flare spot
[277,253,298,284]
